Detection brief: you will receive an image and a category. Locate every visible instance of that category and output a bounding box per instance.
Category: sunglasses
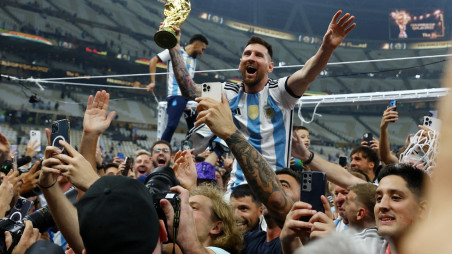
[154,148,170,153]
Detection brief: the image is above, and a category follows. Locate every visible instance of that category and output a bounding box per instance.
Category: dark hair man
[167,11,356,193]
[147,34,208,143]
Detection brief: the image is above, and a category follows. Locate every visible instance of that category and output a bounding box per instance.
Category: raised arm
[146,55,160,92]
[195,94,293,228]
[379,106,399,165]
[79,90,116,172]
[292,131,365,188]
[287,10,356,97]
[39,146,84,254]
[168,28,201,99]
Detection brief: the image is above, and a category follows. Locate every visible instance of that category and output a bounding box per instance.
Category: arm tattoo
[225,130,293,227]
[169,47,200,99]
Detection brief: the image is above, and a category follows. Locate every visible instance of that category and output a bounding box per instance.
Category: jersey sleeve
[269,76,300,109]
[156,49,170,63]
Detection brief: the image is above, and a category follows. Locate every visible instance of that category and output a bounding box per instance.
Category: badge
[264,104,274,119]
[248,105,259,120]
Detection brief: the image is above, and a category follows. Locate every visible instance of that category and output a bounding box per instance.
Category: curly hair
[191,184,243,253]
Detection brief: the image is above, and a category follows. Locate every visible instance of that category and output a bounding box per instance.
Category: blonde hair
[191,184,243,253]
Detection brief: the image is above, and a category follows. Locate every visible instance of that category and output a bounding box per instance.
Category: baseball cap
[77,176,159,254]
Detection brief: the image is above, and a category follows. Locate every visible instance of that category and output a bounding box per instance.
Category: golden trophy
[154,0,191,49]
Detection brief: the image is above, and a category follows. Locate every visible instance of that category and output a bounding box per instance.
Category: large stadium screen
[389,9,445,40]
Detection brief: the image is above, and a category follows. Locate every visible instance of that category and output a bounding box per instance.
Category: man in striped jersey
[168,10,356,192]
[147,34,209,143]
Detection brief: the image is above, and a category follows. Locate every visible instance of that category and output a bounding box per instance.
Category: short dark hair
[350,146,380,170]
[377,163,427,199]
[275,168,301,185]
[151,140,172,155]
[246,36,273,59]
[104,163,119,170]
[189,34,208,45]
[231,184,261,205]
[293,126,309,133]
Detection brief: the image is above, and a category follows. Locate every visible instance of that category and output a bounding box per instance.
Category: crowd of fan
[0,9,450,254]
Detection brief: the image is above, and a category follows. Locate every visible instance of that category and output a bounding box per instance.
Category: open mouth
[246,66,257,74]
[157,159,166,165]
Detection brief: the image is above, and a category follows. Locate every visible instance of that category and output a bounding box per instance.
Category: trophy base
[154,28,177,49]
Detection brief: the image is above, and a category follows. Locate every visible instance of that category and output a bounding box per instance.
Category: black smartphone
[339,156,347,167]
[51,119,70,154]
[363,132,373,146]
[389,100,397,110]
[122,157,133,176]
[300,171,327,222]
[9,197,33,222]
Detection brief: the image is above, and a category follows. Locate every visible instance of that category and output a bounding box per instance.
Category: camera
[0,189,78,252]
[144,166,181,241]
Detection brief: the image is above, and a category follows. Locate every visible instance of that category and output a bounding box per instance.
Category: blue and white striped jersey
[223,77,300,191]
[157,48,196,97]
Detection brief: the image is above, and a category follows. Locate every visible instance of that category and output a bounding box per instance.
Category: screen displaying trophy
[154,0,191,49]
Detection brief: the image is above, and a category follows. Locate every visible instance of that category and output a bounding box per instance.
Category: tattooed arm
[195,95,293,227]
[169,38,201,99]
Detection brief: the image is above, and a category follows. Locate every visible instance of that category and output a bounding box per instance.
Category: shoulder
[206,246,230,254]
[267,78,279,89]
[224,82,241,94]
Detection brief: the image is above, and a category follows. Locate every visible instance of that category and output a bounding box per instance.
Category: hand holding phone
[300,171,327,222]
[122,157,133,176]
[363,133,373,146]
[51,119,70,154]
[389,100,397,111]
[201,82,222,102]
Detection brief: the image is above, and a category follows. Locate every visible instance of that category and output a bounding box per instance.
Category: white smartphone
[201,82,222,102]
[30,130,41,152]
[423,116,441,131]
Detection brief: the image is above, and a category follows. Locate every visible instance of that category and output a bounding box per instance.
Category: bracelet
[38,179,57,189]
[303,151,315,165]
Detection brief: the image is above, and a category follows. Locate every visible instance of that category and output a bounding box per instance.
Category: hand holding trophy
[154,0,191,49]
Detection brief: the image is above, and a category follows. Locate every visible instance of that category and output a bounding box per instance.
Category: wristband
[303,151,314,165]
[38,179,57,189]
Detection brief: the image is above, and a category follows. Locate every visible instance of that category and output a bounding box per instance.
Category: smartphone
[50,119,70,154]
[389,100,397,111]
[30,130,41,152]
[181,140,193,151]
[300,171,327,222]
[122,157,133,176]
[201,82,222,102]
[363,132,373,146]
[117,152,125,160]
[9,197,33,222]
[423,116,441,131]
[339,156,347,167]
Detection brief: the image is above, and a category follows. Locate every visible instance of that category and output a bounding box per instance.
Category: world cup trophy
[154,0,191,49]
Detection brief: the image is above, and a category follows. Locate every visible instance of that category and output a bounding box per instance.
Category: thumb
[221,93,229,106]
[5,231,12,249]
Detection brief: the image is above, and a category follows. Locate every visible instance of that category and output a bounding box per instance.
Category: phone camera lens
[52,124,59,133]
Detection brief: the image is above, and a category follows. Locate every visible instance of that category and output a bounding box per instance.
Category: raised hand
[19,161,41,195]
[323,10,356,50]
[172,150,197,191]
[83,90,116,135]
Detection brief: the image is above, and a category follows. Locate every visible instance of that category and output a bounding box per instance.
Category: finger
[86,94,94,109]
[331,10,342,24]
[106,111,116,123]
[102,91,110,111]
[321,195,333,219]
[28,161,40,174]
[342,15,355,28]
[45,145,61,159]
[59,140,78,157]
[5,231,12,249]
[42,157,63,168]
[344,23,357,33]
[45,128,51,146]
[160,199,174,236]
[41,165,62,175]
[336,12,351,26]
